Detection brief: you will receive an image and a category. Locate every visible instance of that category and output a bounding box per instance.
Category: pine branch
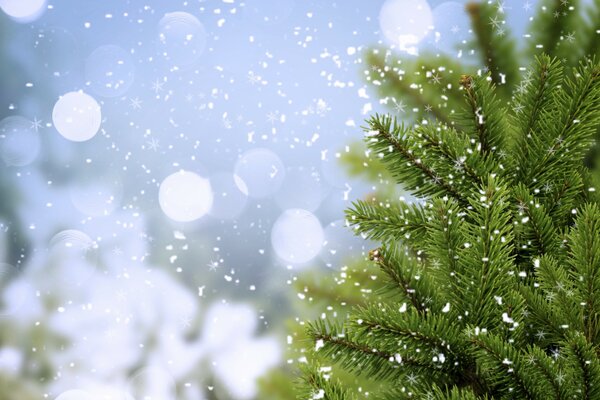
[530,60,600,184]
[566,203,600,345]
[349,307,467,375]
[346,199,428,245]
[456,176,516,328]
[365,50,463,127]
[458,74,509,163]
[415,124,489,189]
[509,55,563,183]
[307,319,440,383]
[297,363,357,400]
[364,114,470,207]
[369,245,436,313]
[563,333,600,399]
[424,386,488,400]
[466,2,519,95]
[534,255,583,335]
[471,333,555,399]
[512,184,560,261]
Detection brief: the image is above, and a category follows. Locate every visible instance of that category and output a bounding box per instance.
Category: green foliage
[299,56,600,398]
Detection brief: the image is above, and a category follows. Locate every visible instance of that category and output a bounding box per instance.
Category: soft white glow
[52,91,101,142]
[85,45,135,97]
[159,170,213,222]
[201,302,281,400]
[271,209,324,265]
[0,116,40,166]
[126,366,176,400]
[0,0,46,22]
[379,0,434,54]
[55,390,95,400]
[158,12,207,68]
[234,148,285,198]
[213,337,281,399]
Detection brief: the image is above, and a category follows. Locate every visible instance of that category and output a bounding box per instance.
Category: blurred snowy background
[0,0,535,399]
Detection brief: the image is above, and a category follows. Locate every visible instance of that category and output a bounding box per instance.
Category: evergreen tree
[260,2,600,398]
[300,54,600,399]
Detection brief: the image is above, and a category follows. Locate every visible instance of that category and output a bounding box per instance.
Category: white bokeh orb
[159,170,213,222]
[0,0,46,22]
[47,229,99,290]
[0,116,40,167]
[234,148,285,198]
[52,91,101,142]
[85,45,135,97]
[428,1,471,54]
[208,172,248,220]
[380,0,434,54]
[158,11,207,68]
[271,209,324,265]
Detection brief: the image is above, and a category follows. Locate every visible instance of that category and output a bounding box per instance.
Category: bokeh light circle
[159,170,213,222]
[379,0,434,54]
[47,229,99,290]
[208,172,248,220]
[0,116,40,167]
[234,148,285,198]
[85,45,135,97]
[52,91,101,142]
[0,0,46,21]
[157,11,207,68]
[271,209,324,265]
[429,1,471,54]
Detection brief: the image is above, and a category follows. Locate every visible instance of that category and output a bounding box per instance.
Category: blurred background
[0,0,544,399]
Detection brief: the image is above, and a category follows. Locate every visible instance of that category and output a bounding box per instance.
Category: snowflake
[535,330,547,340]
[30,117,43,132]
[266,111,279,124]
[564,32,575,43]
[146,138,160,151]
[393,99,406,114]
[207,260,220,271]
[406,373,419,385]
[129,97,142,109]
[247,71,261,85]
[151,79,164,93]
